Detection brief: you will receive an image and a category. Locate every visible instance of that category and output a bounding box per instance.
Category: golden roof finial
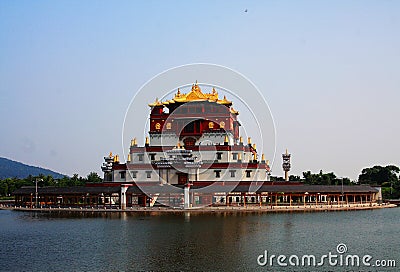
[224,135,228,143]
[127,154,131,162]
[266,160,270,165]
[114,154,119,163]
[177,88,181,95]
[145,136,149,145]
[261,153,265,161]
[239,136,243,144]
[148,98,163,107]
[248,137,251,145]
[177,142,181,148]
[253,143,256,150]
[133,137,137,146]
[109,152,113,158]
[238,152,242,161]
[253,152,257,161]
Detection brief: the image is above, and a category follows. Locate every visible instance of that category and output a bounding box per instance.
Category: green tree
[289,175,301,181]
[86,172,102,183]
[302,170,351,185]
[0,180,8,196]
[358,165,400,199]
[358,165,399,185]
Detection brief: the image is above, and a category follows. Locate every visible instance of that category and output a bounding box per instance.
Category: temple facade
[102,82,270,187]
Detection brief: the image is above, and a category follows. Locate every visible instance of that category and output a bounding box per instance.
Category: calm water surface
[0,208,398,271]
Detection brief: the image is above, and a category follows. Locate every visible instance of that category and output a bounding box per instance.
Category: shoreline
[1,203,397,214]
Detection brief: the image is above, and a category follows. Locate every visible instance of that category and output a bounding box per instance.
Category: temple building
[104,82,270,187]
[13,82,382,209]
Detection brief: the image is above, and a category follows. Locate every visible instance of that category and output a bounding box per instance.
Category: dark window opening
[230,170,236,178]
[120,171,126,179]
[178,174,188,185]
[184,122,194,133]
[216,152,223,160]
[246,170,252,178]
[149,154,155,161]
[214,170,221,178]
[146,171,152,178]
[138,154,144,161]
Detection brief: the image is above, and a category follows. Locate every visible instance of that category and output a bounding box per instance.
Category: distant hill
[0,157,66,179]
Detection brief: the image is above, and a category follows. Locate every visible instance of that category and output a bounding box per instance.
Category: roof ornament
[148,97,163,107]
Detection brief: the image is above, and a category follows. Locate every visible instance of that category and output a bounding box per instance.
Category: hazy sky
[1,1,399,180]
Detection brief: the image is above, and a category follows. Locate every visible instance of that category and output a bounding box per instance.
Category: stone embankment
[0,202,397,214]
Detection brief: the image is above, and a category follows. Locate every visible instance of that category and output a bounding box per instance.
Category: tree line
[0,172,102,198]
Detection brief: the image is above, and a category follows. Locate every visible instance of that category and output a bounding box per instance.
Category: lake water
[0,208,398,271]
